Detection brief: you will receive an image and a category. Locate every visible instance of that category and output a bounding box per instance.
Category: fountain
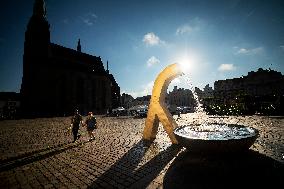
[174,74,259,153]
[143,63,259,153]
[174,123,258,153]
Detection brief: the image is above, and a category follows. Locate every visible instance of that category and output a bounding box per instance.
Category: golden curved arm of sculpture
[143,63,183,144]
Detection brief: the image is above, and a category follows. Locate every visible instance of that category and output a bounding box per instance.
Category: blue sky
[0,0,284,97]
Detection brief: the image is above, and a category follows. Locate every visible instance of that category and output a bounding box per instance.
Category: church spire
[33,0,46,18]
[24,0,50,57]
[77,39,81,52]
[107,61,109,73]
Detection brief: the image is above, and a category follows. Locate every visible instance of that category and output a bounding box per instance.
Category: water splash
[183,75,204,113]
[179,74,211,126]
[177,74,246,126]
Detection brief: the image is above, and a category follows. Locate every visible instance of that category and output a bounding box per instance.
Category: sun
[177,55,197,74]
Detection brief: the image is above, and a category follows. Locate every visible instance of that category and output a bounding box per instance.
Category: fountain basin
[174,124,259,153]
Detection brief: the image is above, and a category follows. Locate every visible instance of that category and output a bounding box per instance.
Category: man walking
[71,109,82,143]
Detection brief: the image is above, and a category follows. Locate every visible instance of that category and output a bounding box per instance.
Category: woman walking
[85,112,97,141]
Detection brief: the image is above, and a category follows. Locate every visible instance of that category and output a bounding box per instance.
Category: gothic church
[21,0,120,117]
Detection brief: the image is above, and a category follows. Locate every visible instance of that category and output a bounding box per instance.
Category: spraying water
[175,74,212,126]
[173,74,259,152]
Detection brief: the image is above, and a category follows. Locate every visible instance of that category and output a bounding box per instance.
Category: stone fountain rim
[174,123,259,142]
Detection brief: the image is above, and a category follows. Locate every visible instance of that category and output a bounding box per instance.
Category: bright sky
[0,0,284,98]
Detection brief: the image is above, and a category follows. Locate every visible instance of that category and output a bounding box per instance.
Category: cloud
[80,13,98,26]
[280,45,284,51]
[147,56,160,67]
[176,18,204,35]
[143,32,165,46]
[237,48,249,54]
[236,47,264,55]
[218,64,236,72]
[176,24,199,35]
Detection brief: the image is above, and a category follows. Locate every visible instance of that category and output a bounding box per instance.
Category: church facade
[20,0,120,117]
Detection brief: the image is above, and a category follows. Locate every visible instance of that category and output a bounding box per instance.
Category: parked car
[135,108,148,117]
[128,105,148,118]
[111,107,127,116]
[177,106,183,113]
[181,106,193,113]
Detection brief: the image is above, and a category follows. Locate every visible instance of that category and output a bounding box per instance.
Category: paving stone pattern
[0,114,283,188]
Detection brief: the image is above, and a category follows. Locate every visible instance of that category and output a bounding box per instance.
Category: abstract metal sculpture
[143,63,182,144]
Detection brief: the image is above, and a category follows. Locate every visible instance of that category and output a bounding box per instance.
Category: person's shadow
[163,150,284,189]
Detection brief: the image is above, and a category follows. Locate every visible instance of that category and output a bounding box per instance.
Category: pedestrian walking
[84,112,97,141]
[176,108,181,120]
[71,109,83,143]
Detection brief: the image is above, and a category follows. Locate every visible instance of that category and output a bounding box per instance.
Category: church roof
[50,43,100,64]
[49,43,106,74]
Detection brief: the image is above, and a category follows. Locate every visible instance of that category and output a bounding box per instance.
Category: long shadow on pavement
[163,150,284,189]
[88,139,180,189]
[0,140,90,172]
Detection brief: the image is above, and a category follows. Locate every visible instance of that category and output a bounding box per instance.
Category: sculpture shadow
[163,150,284,189]
[88,139,180,188]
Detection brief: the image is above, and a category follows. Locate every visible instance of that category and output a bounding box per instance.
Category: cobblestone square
[0,114,283,188]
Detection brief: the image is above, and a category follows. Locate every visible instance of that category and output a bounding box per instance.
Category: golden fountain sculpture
[143,63,183,144]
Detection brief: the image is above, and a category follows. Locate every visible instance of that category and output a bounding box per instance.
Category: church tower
[21,0,51,117]
[24,0,50,57]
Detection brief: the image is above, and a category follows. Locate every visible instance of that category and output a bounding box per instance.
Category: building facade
[20,0,120,117]
[128,95,151,108]
[214,68,284,104]
[0,92,20,119]
[120,93,134,109]
[167,86,195,107]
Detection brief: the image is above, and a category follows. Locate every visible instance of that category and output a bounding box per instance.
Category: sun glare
[177,55,197,74]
